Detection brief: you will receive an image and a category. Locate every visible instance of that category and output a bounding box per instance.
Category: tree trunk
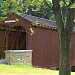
[59,30,71,75]
[52,0,75,75]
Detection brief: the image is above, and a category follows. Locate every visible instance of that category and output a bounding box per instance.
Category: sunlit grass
[0,64,75,75]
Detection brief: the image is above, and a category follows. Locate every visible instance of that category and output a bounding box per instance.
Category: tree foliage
[0,0,74,21]
[0,0,75,75]
[0,0,22,20]
[0,0,55,20]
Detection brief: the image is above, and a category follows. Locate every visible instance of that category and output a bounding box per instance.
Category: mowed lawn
[0,64,75,75]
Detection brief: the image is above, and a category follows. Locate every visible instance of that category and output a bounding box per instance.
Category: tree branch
[65,0,75,32]
[52,0,64,34]
[43,0,51,8]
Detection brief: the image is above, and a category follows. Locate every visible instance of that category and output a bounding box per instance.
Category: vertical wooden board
[0,31,5,47]
[52,31,60,67]
[27,27,60,68]
[71,33,75,66]
[18,32,26,49]
[7,31,18,50]
[0,30,6,58]
[25,27,75,68]
[7,30,26,50]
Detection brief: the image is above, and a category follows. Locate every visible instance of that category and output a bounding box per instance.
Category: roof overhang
[0,12,57,30]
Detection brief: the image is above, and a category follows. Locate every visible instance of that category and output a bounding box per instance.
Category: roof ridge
[21,13,56,23]
[12,12,56,29]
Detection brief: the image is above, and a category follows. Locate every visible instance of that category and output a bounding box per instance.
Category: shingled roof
[1,12,75,31]
[0,12,57,30]
[20,13,56,28]
[20,13,75,32]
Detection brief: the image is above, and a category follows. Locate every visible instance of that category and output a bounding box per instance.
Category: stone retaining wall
[4,50,33,65]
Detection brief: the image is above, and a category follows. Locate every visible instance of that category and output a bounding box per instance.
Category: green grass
[0,64,75,75]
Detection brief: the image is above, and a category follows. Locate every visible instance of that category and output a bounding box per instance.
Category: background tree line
[0,0,75,75]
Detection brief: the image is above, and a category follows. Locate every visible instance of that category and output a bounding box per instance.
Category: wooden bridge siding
[71,32,75,66]
[7,31,26,50]
[27,27,75,68]
[0,30,26,59]
[0,30,6,58]
[27,27,60,68]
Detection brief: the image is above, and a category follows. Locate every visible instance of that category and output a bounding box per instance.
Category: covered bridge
[0,12,75,68]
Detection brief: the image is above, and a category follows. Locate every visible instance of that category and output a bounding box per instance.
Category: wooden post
[16,31,19,50]
[11,33,17,50]
[5,31,8,50]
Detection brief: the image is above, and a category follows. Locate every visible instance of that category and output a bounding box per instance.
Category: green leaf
[69,3,75,8]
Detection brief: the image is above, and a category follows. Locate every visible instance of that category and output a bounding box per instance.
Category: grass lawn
[0,64,75,75]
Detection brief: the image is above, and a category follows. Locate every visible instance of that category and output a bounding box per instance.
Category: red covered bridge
[0,12,75,68]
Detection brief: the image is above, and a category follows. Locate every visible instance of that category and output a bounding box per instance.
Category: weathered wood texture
[26,27,60,68]
[0,30,26,59]
[26,27,75,68]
